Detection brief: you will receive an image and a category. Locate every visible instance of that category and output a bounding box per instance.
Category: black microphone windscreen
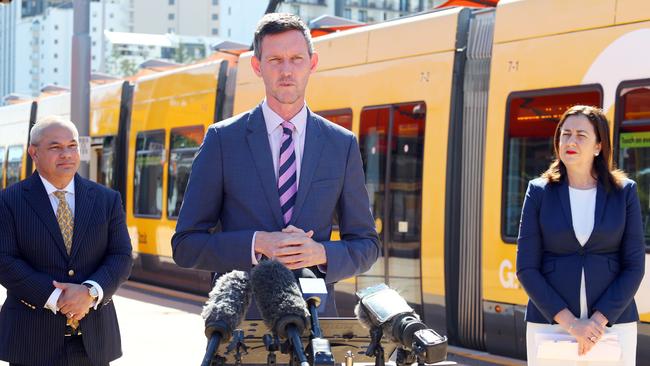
[293,267,317,279]
[354,302,374,329]
[201,270,252,340]
[251,260,309,338]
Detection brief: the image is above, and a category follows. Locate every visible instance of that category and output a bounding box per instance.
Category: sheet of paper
[535,333,621,362]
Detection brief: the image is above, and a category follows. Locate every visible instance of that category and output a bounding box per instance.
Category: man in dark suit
[0,116,133,366]
[172,13,380,316]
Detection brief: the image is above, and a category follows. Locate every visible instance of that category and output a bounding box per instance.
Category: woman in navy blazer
[517,105,645,365]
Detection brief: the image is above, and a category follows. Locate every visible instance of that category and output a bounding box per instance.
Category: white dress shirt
[569,186,596,320]
[251,101,309,265]
[40,175,104,313]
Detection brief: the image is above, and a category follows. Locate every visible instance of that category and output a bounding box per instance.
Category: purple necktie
[278,121,298,225]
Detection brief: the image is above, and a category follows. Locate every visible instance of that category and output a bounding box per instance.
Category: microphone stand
[201,333,226,366]
[225,329,248,366]
[263,334,279,366]
[364,326,385,366]
[306,301,335,366]
[287,324,310,366]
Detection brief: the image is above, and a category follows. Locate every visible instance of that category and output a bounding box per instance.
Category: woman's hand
[554,308,605,355]
[568,319,605,355]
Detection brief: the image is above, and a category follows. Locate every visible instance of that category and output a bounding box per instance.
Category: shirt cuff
[82,280,104,310]
[44,288,62,314]
[251,231,263,265]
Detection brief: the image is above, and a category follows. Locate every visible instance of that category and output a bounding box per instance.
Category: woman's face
[558,115,602,172]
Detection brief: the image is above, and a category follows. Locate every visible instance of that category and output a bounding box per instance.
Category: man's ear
[310,52,319,72]
[251,56,262,77]
[28,145,37,161]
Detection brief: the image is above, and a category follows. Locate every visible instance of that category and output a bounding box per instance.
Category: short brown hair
[253,13,313,60]
[541,105,626,191]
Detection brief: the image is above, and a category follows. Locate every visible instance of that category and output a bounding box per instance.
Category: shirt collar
[261,99,308,137]
[39,175,75,196]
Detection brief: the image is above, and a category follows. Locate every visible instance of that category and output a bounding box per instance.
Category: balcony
[284,0,328,6]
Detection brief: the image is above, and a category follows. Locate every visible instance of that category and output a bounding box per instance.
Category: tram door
[357,102,426,313]
[89,136,116,189]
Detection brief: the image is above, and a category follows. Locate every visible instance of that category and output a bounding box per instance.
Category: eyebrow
[561,128,590,133]
[46,140,78,146]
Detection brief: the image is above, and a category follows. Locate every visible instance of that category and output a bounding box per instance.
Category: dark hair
[253,13,313,60]
[541,105,626,191]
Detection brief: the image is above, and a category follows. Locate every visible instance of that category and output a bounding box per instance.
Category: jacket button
[68,269,75,277]
[578,248,585,256]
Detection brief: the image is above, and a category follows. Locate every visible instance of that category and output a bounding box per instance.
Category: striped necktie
[278,121,298,226]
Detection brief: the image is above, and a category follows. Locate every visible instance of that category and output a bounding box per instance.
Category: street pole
[71,0,90,178]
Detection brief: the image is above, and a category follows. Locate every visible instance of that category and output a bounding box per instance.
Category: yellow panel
[310,53,454,300]
[314,30,370,71]
[483,21,650,307]
[127,60,223,257]
[90,81,124,136]
[616,0,650,24]
[367,8,460,63]
[494,0,616,44]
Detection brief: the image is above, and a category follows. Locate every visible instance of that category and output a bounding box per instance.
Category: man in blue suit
[0,116,133,365]
[172,13,380,316]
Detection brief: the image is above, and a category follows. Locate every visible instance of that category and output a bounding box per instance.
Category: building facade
[11,0,129,97]
[130,0,221,37]
[219,0,445,45]
[0,1,21,103]
[104,31,221,76]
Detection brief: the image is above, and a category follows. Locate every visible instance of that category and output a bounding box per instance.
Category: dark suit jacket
[0,172,133,366]
[516,177,645,325]
[172,104,380,317]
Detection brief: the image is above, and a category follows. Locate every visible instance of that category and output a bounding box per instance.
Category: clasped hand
[568,318,606,355]
[254,225,327,270]
[53,281,94,321]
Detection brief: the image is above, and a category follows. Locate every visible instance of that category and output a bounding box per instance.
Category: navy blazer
[171,104,380,317]
[516,177,645,325]
[0,173,133,366]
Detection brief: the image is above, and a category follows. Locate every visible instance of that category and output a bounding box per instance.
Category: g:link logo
[499,259,520,289]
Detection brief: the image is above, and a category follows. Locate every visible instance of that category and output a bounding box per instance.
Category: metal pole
[71,0,90,178]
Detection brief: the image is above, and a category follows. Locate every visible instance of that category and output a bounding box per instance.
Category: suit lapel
[22,172,69,258]
[290,110,325,225]
[246,105,285,228]
[585,181,607,247]
[557,179,574,231]
[71,175,95,258]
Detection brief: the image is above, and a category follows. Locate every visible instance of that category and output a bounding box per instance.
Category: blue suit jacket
[516,177,645,325]
[172,104,380,317]
[0,172,133,366]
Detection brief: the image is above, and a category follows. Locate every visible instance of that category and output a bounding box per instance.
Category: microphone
[251,260,310,366]
[200,270,252,366]
[294,268,335,366]
[355,284,447,365]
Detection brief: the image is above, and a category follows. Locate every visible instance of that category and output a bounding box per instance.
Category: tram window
[167,126,204,219]
[502,89,601,240]
[134,130,165,217]
[95,136,115,189]
[617,83,650,248]
[6,145,24,188]
[0,146,5,188]
[316,109,353,130]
